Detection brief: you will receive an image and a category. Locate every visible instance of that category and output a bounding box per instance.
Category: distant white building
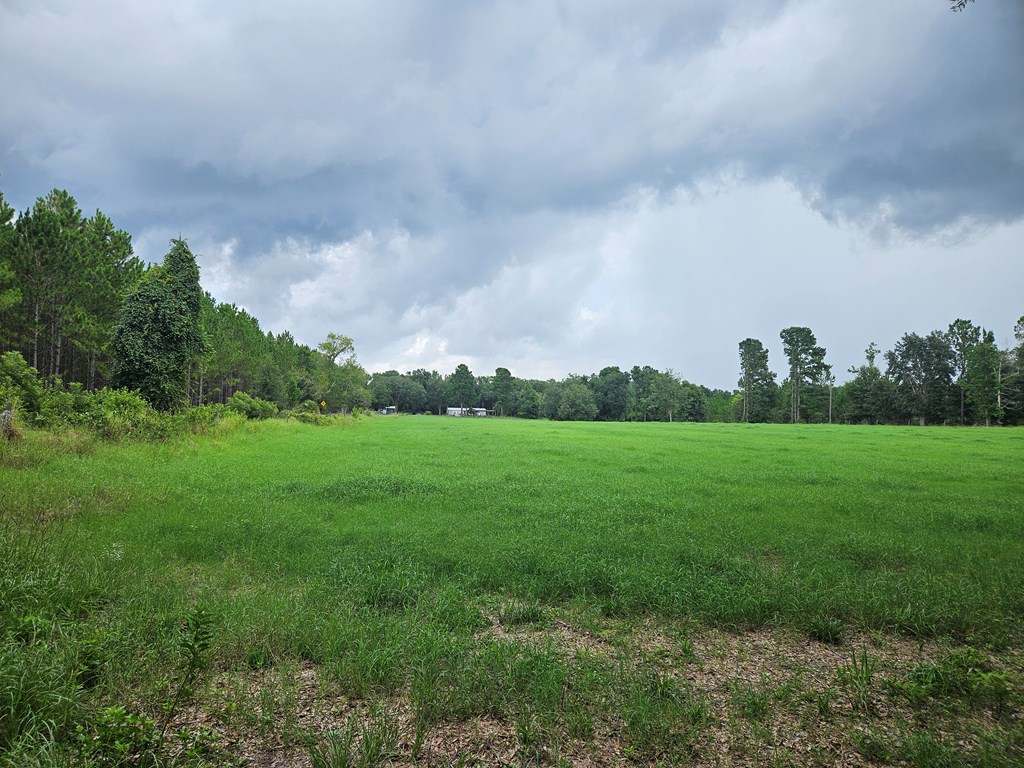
[446,407,490,417]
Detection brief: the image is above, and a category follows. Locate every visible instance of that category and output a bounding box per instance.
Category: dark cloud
[2,0,1022,387]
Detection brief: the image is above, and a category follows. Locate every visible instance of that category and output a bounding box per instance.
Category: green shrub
[75,706,161,767]
[0,352,44,416]
[225,391,277,420]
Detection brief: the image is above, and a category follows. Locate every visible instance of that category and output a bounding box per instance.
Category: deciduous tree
[593,366,630,421]
[946,318,981,425]
[964,330,1001,425]
[884,331,955,426]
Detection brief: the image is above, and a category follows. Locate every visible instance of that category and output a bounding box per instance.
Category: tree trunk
[32,302,41,369]
[54,333,62,380]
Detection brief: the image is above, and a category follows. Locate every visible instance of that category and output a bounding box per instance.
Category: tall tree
[74,211,142,388]
[542,376,597,421]
[514,380,541,418]
[648,370,706,423]
[946,318,981,425]
[492,367,514,416]
[649,370,685,422]
[593,366,630,421]
[317,332,355,364]
[628,365,659,421]
[844,343,895,424]
[1005,316,1024,425]
[0,192,20,320]
[110,239,206,410]
[737,338,777,423]
[963,330,1001,426]
[884,331,955,426]
[369,373,425,413]
[408,368,447,414]
[779,327,826,423]
[447,363,477,408]
[11,190,84,375]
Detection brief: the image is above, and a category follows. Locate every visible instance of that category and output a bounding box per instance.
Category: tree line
[737,322,1024,426]
[0,188,370,415]
[2,186,1022,426]
[367,364,720,423]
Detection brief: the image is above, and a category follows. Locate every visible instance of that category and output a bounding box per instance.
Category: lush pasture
[2,418,1023,765]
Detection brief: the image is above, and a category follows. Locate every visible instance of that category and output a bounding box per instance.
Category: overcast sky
[3,0,1022,389]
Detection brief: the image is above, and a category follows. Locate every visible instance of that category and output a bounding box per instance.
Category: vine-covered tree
[110,239,206,411]
[492,367,515,416]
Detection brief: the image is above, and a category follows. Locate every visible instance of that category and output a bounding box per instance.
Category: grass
[2,416,1023,764]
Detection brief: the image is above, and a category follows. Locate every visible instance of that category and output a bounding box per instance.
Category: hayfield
[2,417,1023,766]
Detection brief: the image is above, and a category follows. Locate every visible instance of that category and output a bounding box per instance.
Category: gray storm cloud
[2,0,1022,387]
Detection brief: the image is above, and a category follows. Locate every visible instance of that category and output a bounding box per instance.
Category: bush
[0,352,44,416]
[293,410,327,425]
[181,404,222,433]
[225,391,277,420]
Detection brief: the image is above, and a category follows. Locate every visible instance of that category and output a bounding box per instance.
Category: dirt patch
[171,618,1019,767]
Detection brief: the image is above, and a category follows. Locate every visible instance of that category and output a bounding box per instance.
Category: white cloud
[194,176,1023,388]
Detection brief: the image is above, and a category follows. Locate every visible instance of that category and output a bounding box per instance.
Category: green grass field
[3,417,1023,765]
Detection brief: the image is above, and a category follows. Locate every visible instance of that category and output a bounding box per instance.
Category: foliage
[593,366,630,421]
[889,647,1010,713]
[1,189,141,388]
[317,332,355,364]
[446,363,477,408]
[647,370,706,423]
[885,331,955,426]
[842,343,896,424]
[491,366,515,416]
[0,351,44,414]
[780,326,827,423]
[0,192,21,315]
[369,373,426,413]
[76,706,161,767]
[964,330,1002,426]
[737,338,777,423]
[110,239,206,411]
[226,391,277,420]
